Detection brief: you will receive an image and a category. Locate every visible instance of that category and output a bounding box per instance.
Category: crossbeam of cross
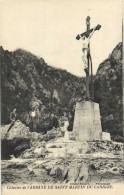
[76,24,101,40]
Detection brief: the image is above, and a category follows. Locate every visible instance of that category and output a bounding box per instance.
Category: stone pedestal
[102,132,111,141]
[73,101,102,141]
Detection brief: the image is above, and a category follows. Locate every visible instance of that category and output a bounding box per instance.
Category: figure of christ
[76,23,101,100]
[80,27,95,75]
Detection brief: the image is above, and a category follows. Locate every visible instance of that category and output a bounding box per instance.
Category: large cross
[76,16,101,101]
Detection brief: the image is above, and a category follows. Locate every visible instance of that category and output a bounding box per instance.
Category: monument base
[73,101,102,141]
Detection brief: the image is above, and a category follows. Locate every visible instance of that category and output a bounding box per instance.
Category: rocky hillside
[1,46,86,132]
[1,42,123,140]
[1,43,123,186]
[94,42,123,142]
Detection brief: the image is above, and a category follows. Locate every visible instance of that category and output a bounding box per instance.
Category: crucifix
[76,16,101,101]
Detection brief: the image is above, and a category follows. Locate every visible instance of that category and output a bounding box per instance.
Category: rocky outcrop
[1,120,31,139]
[1,43,122,140]
[1,121,124,183]
[1,42,123,185]
[94,42,123,141]
[1,121,31,159]
[1,138,30,160]
[2,152,124,184]
[1,47,85,132]
[26,139,124,183]
[1,121,64,159]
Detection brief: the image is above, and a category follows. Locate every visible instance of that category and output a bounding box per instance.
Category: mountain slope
[94,42,123,141]
[1,47,86,132]
[1,42,123,141]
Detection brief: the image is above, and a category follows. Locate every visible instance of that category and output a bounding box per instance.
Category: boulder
[1,120,31,159]
[66,163,81,182]
[1,120,31,140]
[42,128,63,142]
[31,132,43,142]
[78,164,89,182]
[33,147,46,157]
[1,137,31,159]
[49,164,68,181]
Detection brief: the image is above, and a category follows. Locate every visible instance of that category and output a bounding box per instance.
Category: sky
[0,0,122,77]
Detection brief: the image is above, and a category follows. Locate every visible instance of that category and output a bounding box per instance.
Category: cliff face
[1,43,123,185]
[94,42,123,141]
[1,42,123,140]
[1,47,86,132]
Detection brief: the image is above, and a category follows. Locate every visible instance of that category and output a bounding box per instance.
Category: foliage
[1,46,85,132]
[94,42,123,140]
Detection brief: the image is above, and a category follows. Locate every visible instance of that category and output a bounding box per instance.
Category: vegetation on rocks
[94,42,123,142]
[1,46,85,132]
[0,42,123,140]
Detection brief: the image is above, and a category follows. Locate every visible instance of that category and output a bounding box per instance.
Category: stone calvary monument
[73,17,102,141]
[40,19,111,159]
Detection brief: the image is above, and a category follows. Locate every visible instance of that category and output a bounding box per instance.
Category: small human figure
[61,113,70,141]
[7,108,17,132]
[59,112,68,131]
[64,129,70,141]
[30,110,36,132]
[31,110,36,118]
[50,113,58,129]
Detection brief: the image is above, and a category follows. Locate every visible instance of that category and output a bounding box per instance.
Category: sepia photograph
[0,0,123,194]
